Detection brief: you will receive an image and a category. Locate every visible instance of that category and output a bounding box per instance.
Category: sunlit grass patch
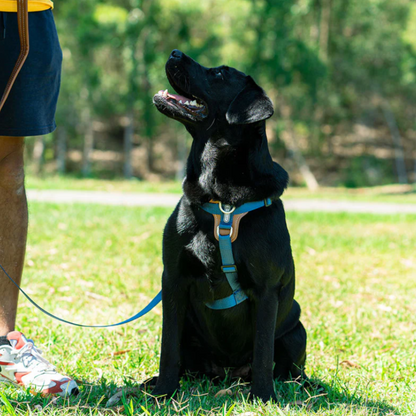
[1,203,415,415]
[25,175,183,194]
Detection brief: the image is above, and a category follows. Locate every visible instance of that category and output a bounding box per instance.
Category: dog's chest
[185,230,217,269]
[198,141,224,190]
[184,228,240,297]
[198,140,246,192]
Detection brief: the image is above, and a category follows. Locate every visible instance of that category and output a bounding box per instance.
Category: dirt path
[26,189,416,214]
[27,190,181,207]
[27,190,416,214]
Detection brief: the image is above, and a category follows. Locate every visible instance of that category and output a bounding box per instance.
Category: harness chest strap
[200,198,272,310]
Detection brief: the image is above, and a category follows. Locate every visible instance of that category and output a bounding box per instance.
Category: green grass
[1,202,415,415]
[25,175,183,194]
[25,174,416,204]
[284,185,416,204]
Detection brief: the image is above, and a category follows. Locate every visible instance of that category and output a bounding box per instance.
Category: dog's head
[153,50,274,130]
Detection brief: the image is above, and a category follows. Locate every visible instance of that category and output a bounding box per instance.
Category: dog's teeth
[185,101,190,105]
[163,89,168,97]
[179,100,183,104]
[190,100,197,106]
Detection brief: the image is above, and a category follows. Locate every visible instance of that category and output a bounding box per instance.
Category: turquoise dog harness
[200,198,272,310]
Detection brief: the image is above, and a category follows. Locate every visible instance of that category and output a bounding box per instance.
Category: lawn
[1,202,415,415]
[25,175,184,194]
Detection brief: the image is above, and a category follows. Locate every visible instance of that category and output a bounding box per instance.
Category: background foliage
[30,0,416,187]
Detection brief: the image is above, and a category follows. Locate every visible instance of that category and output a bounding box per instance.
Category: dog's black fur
[151,50,307,402]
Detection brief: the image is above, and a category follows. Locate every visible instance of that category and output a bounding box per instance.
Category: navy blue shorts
[0,10,62,137]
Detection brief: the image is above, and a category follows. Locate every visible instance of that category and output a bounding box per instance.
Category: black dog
[151,50,307,402]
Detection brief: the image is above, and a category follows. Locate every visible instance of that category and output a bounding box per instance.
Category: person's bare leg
[0,138,78,395]
[0,136,27,336]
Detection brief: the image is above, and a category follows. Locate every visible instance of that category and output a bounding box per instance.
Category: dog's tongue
[168,93,191,102]
[156,90,192,102]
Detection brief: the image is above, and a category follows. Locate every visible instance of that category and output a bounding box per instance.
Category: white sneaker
[0,331,79,397]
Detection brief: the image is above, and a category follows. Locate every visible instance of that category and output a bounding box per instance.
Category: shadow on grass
[275,378,399,415]
[0,375,400,415]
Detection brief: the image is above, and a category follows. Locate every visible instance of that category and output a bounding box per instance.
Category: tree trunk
[146,137,154,174]
[123,111,134,179]
[278,100,319,191]
[56,127,67,174]
[319,0,332,62]
[381,101,408,184]
[82,110,94,177]
[176,129,187,181]
[141,37,155,173]
[413,155,416,184]
[32,136,44,177]
[289,134,320,191]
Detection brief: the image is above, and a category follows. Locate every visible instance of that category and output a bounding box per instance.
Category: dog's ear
[226,77,274,125]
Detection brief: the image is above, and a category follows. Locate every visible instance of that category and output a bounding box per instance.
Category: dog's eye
[214,70,224,80]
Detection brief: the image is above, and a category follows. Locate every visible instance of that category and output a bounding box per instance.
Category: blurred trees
[33,0,416,186]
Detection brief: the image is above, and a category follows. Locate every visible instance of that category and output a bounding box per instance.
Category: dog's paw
[249,388,278,403]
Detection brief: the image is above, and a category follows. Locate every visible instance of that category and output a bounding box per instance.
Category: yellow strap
[0,0,53,12]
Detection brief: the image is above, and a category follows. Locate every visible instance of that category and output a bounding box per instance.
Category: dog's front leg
[152,272,188,398]
[251,290,279,402]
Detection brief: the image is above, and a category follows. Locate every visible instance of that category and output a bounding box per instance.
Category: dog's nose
[170,49,183,60]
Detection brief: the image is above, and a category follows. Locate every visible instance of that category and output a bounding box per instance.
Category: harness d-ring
[218,202,236,214]
[218,202,235,223]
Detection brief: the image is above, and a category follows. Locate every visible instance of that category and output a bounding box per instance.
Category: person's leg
[0,136,27,336]
[0,136,79,396]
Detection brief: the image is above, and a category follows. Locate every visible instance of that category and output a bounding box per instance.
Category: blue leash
[0,197,271,324]
[0,263,161,328]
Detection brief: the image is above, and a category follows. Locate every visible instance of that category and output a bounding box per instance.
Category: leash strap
[200,198,272,310]
[0,263,161,327]
[0,0,29,112]
[0,4,163,327]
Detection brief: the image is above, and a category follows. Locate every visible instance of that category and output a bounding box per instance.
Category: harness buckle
[221,264,237,273]
[217,226,233,238]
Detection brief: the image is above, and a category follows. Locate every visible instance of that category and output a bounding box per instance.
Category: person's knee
[0,137,25,194]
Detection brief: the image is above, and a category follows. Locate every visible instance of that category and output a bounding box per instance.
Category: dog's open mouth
[153,73,208,122]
